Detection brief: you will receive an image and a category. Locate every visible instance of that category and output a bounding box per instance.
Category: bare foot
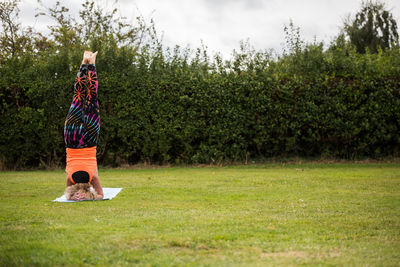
[82,51,92,65]
[89,51,98,65]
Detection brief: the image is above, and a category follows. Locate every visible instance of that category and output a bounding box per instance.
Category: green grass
[0,163,399,266]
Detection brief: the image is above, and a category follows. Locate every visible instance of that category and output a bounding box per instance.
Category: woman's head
[64,183,98,200]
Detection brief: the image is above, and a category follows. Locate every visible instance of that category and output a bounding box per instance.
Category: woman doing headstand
[64,51,103,201]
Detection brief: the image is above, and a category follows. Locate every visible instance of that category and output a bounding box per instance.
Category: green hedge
[1,39,400,168]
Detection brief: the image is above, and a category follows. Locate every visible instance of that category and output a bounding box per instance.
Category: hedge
[1,40,399,169]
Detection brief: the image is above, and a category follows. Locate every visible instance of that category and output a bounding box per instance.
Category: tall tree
[344,0,399,53]
[0,0,22,57]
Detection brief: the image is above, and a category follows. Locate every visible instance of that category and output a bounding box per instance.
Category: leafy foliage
[343,0,399,53]
[0,0,400,169]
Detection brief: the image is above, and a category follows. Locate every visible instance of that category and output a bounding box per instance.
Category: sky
[19,0,400,59]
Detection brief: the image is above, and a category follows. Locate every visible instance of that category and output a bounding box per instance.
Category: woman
[64,51,104,201]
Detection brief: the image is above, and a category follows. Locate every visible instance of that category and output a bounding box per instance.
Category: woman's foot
[82,51,92,65]
[82,51,97,65]
[89,51,98,65]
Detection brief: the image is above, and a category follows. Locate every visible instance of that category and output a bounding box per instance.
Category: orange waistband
[66,146,97,184]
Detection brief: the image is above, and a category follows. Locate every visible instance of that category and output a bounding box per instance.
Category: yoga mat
[53,188,122,202]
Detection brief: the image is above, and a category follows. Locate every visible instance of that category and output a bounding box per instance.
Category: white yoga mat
[53,188,123,202]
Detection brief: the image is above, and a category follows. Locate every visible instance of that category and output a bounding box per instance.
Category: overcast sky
[19,0,400,58]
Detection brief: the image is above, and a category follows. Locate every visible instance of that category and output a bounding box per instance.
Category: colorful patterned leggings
[64,64,100,148]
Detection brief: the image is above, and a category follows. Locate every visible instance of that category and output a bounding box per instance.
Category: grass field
[0,163,399,266]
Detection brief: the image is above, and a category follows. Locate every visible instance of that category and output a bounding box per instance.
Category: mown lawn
[0,163,399,266]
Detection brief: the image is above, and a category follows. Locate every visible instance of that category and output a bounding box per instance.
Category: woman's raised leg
[82,64,100,147]
[64,64,88,148]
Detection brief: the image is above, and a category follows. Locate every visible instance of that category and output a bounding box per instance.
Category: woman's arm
[66,174,73,186]
[91,171,104,199]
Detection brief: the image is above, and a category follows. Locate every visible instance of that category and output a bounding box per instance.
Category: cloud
[20,0,82,34]
[202,0,268,10]
[19,0,400,59]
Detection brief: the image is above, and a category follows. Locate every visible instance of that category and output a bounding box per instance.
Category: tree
[0,0,22,58]
[344,0,399,54]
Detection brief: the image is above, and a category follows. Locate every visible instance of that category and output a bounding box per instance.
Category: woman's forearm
[66,175,73,187]
[91,174,104,199]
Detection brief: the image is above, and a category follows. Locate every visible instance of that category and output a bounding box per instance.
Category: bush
[0,1,399,168]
